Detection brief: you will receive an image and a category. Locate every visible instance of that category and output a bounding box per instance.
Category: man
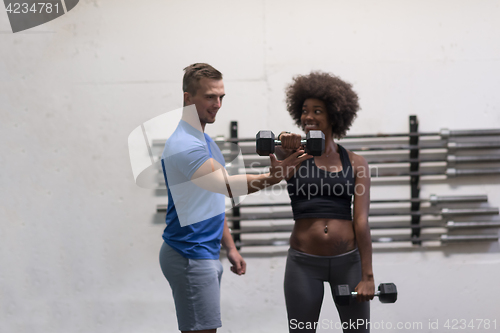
[159,63,311,333]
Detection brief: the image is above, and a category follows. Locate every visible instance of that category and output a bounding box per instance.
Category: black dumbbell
[333,283,398,306]
[256,130,325,156]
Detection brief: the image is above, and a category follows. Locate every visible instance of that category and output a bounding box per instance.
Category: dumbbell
[333,283,398,306]
[256,130,325,156]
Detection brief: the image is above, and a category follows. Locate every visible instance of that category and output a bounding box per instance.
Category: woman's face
[300,98,331,135]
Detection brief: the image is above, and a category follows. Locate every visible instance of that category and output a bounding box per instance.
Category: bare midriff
[290,218,356,256]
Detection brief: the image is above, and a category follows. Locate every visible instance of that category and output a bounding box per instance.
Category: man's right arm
[190,150,311,197]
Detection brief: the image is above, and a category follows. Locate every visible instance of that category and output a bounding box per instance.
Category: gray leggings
[284,248,370,333]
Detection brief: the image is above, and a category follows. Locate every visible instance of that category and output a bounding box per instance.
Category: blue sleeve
[171,142,211,180]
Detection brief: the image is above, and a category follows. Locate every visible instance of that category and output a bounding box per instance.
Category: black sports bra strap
[337,144,351,172]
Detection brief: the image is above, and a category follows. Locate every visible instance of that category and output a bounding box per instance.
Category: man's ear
[183,91,191,106]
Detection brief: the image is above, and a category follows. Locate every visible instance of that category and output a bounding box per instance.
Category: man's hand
[227,248,246,275]
[269,149,312,181]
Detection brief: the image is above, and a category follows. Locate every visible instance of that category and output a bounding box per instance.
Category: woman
[277,71,374,333]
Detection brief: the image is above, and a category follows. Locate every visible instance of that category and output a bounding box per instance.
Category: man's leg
[160,242,223,332]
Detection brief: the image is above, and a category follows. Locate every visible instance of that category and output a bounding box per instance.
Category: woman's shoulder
[342,146,369,171]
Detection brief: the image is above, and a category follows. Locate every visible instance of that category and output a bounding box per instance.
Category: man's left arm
[221,217,246,275]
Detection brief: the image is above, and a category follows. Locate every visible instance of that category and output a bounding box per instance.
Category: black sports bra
[286,144,354,221]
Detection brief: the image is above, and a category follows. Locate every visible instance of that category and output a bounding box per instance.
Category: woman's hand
[354,279,375,302]
[275,132,304,160]
[278,132,303,150]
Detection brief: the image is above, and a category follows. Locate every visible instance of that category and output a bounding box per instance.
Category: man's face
[184,78,225,128]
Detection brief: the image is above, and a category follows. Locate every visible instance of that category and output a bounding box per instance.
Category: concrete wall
[1,1,500,332]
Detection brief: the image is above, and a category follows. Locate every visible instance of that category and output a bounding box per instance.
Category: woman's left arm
[352,154,375,302]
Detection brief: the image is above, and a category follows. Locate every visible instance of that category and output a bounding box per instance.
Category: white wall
[1,1,500,332]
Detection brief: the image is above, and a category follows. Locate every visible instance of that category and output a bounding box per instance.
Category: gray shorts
[159,242,223,331]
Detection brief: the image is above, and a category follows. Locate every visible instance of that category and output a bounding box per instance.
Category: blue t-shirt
[161,120,226,259]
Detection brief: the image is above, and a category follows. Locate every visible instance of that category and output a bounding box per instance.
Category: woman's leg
[284,248,328,333]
